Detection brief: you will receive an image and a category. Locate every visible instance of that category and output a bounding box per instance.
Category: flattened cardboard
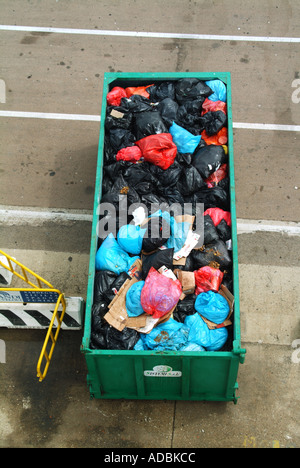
[105,277,139,331]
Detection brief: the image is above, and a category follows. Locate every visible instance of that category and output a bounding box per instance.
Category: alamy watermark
[96,197,204,246]
[291,78,300,104]
[291,339,300,364]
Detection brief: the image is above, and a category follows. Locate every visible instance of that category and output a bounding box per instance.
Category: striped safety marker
[0,297,84,329]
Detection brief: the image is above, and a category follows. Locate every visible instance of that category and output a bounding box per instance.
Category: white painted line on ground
[236,219,300,236]
[0,206,93,224]
[0,207,299,235]
[0,24,300,43]
[0,111,299,132]
[233,122,300,132]
[0,79,6,104]
[0,110,100,122]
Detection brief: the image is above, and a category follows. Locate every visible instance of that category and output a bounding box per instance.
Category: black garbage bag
[105,107,133,131]
[203,214,220,244]
[101,175,141,207]
[119,95,154,113]
[191,239,232,271]
[192,186,230,211]
[176,152,192,166]
[102,271,130,303]
[108,128,136,152]
[176,99,205,133]
[102,176,113,195]
[148,81,176,101]
[141,215,170,252]
[222,269,233,294]
[175,78,212,104]
[123,161,157,183]
[202,111,227,136]
[160,187,185,206]
[140,192,167,209]
[134,110,168,140]
[141,248,174,279]
[216,218,232,242]
[104,161,133,181]
[157,98,179,127]
[92,303,108,332]
[173,294,197,323]
[149,160,182,187]
[90,323,140,350]
[94,270,118,303]
[192,145,227,179]
[177,165,206,195]
[104,135,117,164]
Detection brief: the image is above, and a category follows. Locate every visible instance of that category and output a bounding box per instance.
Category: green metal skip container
[81,72,246,403]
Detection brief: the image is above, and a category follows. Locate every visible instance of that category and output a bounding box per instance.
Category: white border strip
[0,111,299,132]
[0,207,299,235]
[0,24,300,43]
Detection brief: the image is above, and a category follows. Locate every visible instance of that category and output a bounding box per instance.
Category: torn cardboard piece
[174,269,195,295]
[105,276,150,332]
[200,285,234,330]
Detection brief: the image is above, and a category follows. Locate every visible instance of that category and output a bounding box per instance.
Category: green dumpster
[81,72,246,403]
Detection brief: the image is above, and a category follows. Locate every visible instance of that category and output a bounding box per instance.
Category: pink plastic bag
[140,267,182,319]
[194,266,224,295]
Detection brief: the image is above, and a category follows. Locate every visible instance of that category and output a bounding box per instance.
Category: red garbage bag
[125,84,154,99]
[107,87,127,106]
[135,133,177,170]
[205,163,228,187]
[203,207,231,227]
[201,127,228,146]
[194,266,224,295]
[201,98,227,116]
[116,146,143,163]
[140,267,182,319]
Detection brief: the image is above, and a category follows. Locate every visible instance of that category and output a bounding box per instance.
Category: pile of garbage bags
[90,78,234,353]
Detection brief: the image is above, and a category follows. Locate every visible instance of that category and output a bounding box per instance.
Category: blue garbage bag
[194,291,230,324]
[126,280,145,317]
[205,80,227,102]
[184,313,228,351]
[95,233,139,275]
[117,224,147,255]
[179,342,205,352]
[170,122,201,154]
[138,318,189,351]
[150,210,191,253]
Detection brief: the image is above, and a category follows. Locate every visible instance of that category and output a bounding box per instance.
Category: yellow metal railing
[0,250,65,381]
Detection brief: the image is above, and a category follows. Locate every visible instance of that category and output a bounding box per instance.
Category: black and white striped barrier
[0,296,84,329]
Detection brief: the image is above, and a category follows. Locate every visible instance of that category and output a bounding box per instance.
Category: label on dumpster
[144,365,182,377]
